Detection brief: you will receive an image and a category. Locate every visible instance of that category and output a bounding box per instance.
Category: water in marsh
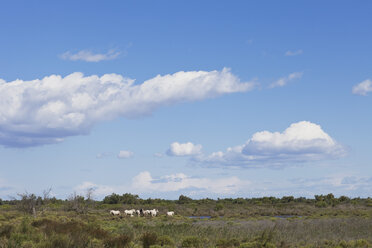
[188,216,212,219]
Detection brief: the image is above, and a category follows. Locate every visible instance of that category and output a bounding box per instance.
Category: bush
[352,239,370,247]
[239,241,276,248]
[181,236,202,248]
[214,203,224,211]
[104,234,132,248]
[0,224,14,238]
[315,201,328,208]
[156,235,174,247]
[142,232,158,248]
[217,238,240,247]
[178,195,193,204]
[43,234,70,248]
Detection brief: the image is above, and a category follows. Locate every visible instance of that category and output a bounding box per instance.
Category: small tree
[16,192,38,217]
[66,192,87,214]
[178,195,192,204]
[103,193,121,204]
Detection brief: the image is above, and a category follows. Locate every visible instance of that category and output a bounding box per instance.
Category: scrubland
[1,193,372,247]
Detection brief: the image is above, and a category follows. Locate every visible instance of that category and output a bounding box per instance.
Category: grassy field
[1,194,372,247]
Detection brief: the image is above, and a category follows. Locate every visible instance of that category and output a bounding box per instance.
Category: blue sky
[0,1,371,199]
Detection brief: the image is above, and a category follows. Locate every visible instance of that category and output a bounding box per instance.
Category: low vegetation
[1,193,372,247]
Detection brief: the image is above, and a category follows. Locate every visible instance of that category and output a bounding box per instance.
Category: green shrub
[43,234,70,248]
[181,236,202,248]
[214,204,224,211]
[352,239,370,247]
[0,224,13,238]
[315,201,328,208]
[142,232,158,248]
[216,238,240,247]
[239,241,276,248]
[156,235,174,246]
[104,234,132,248]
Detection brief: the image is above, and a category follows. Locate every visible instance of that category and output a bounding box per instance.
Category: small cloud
[153,152,164,158]
[96,152,112,159]
[60,49,120,62]
[117,150,134,159]
[270,72,303,88]
[285,49,303,56]
[167,142,202,156]
[352,79,372,96]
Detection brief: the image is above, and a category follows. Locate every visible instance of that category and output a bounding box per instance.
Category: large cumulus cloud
[196,121,346,168]
[0,68,254,147]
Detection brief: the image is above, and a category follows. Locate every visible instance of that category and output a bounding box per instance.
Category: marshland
[1,193,372,247]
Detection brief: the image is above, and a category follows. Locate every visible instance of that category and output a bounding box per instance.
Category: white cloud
[270,72,303,88]
[60,49,120,62]
[72,171,249,199]
[117,150,134,159]
[285,49,303,56]
[96,152,112,159]
[75,181,114,197]
[132,171,248,195]
[0,68,254,147]
[352,79,372,96]
[153,152,164,158]
[167,142,202,156]
[197,121,346,168]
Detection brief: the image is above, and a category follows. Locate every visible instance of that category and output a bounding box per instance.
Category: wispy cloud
[73,172,372,199]
[60,49,121,62]
[352,79,372,96]
[0,68,254,147]
[96,152,113,159]
[75,171,250,198]
[270,72,303,88]
[153,153,164,158]
[285,49,303,56]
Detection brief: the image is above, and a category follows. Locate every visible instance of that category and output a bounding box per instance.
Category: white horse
[143,210,151,216]
[110,210,121,216]
[167,211,174,217]
[124,209,136,217]
[149,209,159,217]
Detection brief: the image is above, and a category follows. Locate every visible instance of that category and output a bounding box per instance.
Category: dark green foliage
[156,235,174,246]
[214,203,224,211]
[65,193,87,213]
[181,236,202,248]
[280,196,294,203]
[104,234,132,248]
[178,195,193,204]
[103,193,140,204]
[103,193,121,204]
[216,238,240,247]
[142,232,158,248]
[0,224,13,238]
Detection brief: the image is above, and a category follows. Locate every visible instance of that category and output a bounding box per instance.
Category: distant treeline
[100,193,372,207]
[2,192,371,207]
